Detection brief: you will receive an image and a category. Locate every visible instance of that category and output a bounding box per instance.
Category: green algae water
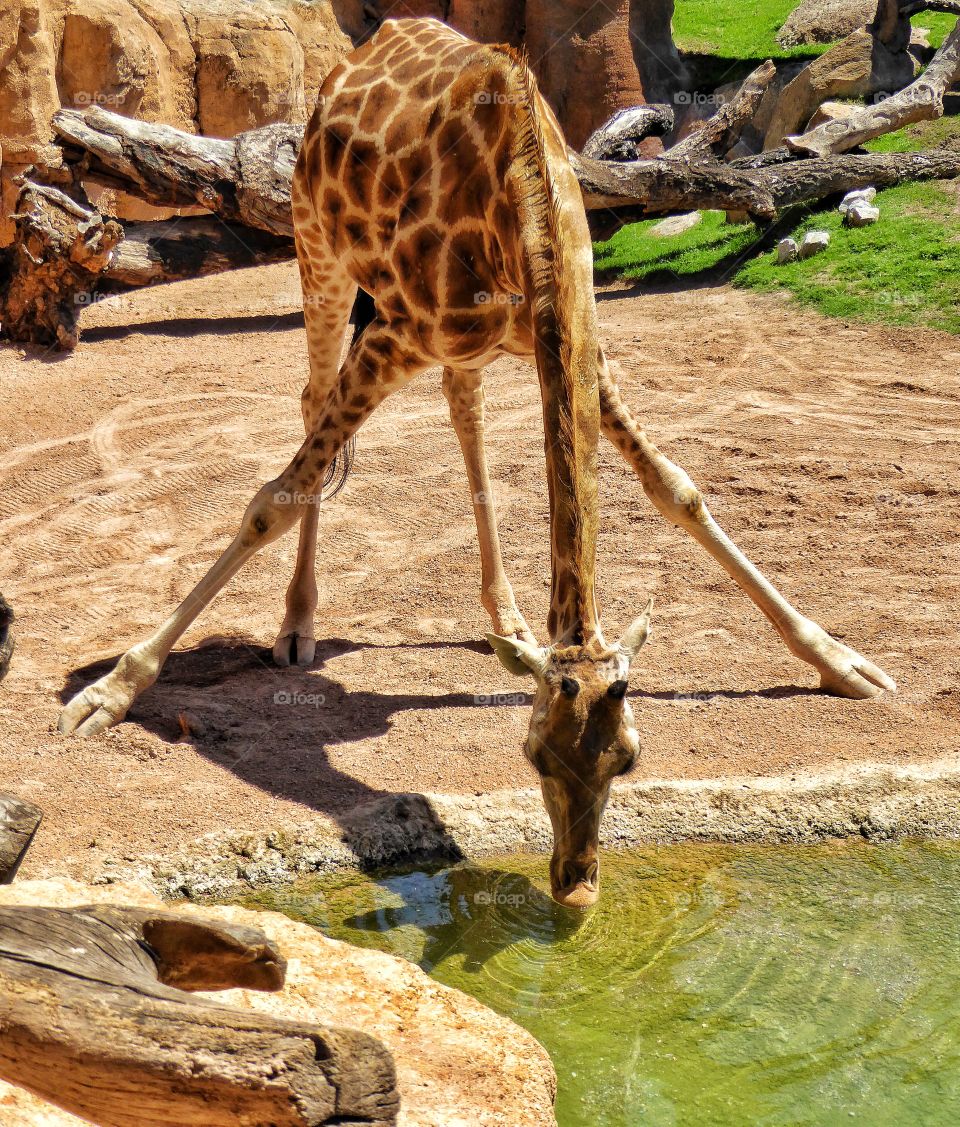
[244,843,960,1126]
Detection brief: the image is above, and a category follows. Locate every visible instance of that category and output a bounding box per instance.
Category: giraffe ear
[618,597,654,662]
[486,634,549,678]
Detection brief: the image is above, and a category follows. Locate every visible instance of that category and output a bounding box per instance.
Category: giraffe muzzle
[551,857,600,909]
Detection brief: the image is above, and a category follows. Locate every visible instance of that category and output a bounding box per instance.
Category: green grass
[734,181,960,334]
[673,0,823,61]
[673,0,955,57]
[594,6,960,333]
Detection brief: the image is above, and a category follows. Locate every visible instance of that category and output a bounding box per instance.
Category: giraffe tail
[321,436,356,499]
[320,288,376,500]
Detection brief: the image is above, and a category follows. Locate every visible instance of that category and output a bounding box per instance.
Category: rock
[0,596,12,682]
[777,236,800,263]
[764,27,917,147]
[839,185,877,212]
[0,0,353,244]
[649,210,702,237]
[0,879,558,1127]
[799,229,831,258]
[844,201,880,226]
[807,99,854,130]
[777,0,878,48]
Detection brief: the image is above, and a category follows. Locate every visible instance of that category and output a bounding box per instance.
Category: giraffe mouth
[551,858,599,908]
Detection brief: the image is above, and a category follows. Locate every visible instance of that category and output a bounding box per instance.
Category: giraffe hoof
[818,656,897,700]
[790,622,897,700]
[272,632,317,668]
[59,680,130,737]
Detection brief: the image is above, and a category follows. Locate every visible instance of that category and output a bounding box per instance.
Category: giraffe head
[487,598,653,909]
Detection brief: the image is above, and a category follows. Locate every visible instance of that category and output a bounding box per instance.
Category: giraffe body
[59,19,896,908]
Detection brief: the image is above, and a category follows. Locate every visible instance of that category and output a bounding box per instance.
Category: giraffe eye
[560,676,580,698]
[608,679,629,700]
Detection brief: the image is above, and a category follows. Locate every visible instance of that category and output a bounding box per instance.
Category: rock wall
[0,0,353,243]
[0,878,558,1127]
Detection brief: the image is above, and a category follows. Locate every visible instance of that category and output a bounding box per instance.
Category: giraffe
[59,18,895,908]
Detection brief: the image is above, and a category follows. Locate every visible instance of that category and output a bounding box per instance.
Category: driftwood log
[579,103,675,160]
[1,182,294,349]
[668,59,778,162]
[0,795,41,883]
[0,904,398,1126]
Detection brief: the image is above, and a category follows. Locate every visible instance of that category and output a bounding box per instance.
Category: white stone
[839,186,877,213]
[777,237,799,263]
[799,230,831,258]
[649,211,702,238]
[844,202,880,227]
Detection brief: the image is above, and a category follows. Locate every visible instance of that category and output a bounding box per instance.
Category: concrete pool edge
[90,754,960,898]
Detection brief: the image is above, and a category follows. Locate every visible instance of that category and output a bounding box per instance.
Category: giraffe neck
[505,73,602,648]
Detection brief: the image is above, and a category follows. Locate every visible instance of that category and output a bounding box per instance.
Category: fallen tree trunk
[786,18,960,156]
[4,90,959,349]
[580,104,675,161]
[0,795,41,883]
[0,904,398,1126]
[53,110,301,238]
[0,182,294,349]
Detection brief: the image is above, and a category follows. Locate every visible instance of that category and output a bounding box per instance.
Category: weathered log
[786,18,960,156]
[5,99,959,348]
[668,60,778,162]
[580,104,675,161]
[0,795,41,883]
[0,183,295,349]
[0,595,13,683]
[571,151,777,219]
[53,110,303,238]
[0,905,398,1126]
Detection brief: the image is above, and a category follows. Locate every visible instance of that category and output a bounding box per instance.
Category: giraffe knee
[649,460,708,527]
[238,483,302,549]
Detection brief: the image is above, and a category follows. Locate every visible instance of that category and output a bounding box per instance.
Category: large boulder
[777,0,878,47]
[0,879,558,1127]
[763,26,917,146]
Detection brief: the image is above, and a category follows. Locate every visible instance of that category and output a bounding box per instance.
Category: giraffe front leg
[442,367,535,645]
[599,361,896,699]
[273,500,320,667]
[59,478,306,736]
[61,328,426,736]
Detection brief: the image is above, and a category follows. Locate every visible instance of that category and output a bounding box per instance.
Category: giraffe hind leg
[442,367,535,645]
[598,354,896,699]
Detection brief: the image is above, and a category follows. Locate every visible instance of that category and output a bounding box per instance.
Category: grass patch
[596,7,960,332]
[594,212,759,284]
[673,0,820,61]
[734,182,960,334]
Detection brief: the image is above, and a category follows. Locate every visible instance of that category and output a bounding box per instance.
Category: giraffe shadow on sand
[60,635,537,868]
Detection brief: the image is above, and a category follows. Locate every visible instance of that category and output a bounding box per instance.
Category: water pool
[243,842,960,1125]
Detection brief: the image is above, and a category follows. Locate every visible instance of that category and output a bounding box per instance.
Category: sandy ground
[1,263,958,879]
